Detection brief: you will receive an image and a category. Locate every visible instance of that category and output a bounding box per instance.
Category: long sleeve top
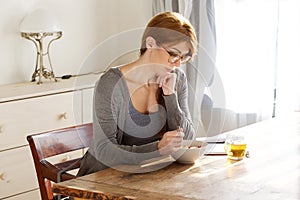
[77,67,195,176]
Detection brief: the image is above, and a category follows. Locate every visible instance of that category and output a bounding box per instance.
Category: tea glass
[224,133,247,160]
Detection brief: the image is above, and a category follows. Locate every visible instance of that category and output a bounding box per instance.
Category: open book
[196,135,227,155]
[196,135,226,144]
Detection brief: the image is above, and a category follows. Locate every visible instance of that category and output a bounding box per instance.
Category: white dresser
[0,74,99,200]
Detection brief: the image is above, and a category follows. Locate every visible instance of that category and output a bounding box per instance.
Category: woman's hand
[157,128,184,155]
[156,72,177,95]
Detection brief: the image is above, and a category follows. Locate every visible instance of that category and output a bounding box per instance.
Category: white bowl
[172,140,207,164]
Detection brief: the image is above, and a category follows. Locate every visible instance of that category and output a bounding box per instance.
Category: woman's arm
[163,69,195,139]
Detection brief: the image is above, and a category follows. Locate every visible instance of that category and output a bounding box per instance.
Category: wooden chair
[27,123,93,200]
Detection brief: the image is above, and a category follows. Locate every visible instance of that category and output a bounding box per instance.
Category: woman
[77,12,198,175]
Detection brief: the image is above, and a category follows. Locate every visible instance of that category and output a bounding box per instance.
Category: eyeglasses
[161,46,192,64]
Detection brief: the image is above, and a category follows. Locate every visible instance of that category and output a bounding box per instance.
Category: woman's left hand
[156,72,177,95]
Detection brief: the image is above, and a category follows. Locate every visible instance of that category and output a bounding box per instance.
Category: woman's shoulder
[101,67,122,80]
[97,67,122,83]
[95,67,124,91]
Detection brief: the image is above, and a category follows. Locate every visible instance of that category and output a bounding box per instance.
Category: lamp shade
[20,9,61,33]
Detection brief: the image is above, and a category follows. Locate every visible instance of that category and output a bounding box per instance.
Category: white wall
[0,0,152,85]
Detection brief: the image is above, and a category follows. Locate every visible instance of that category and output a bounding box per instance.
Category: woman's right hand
[157,128,184,155]
[155,72,177,96]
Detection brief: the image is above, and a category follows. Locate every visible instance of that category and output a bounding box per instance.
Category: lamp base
[21,32,62,84]
[31,67,57,84]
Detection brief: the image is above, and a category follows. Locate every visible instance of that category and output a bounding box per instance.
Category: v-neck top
[118,67,166,145]
[122,97,166,145]
[77,66,195,176]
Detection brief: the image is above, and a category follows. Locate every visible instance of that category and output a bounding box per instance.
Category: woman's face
[152,41,191,73]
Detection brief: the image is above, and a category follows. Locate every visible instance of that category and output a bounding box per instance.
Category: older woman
[78,12,198,175]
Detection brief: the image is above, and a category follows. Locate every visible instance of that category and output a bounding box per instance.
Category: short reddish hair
[140,12,198,57]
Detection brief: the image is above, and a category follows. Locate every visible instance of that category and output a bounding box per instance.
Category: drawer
[0,146,38,199]
[5,189,41,200]
[82,88,94,124]
[0,91,82,151]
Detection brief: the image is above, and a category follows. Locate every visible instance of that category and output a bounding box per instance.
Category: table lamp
[20,9,62,84]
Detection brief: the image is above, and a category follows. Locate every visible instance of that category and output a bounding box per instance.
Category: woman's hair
[140,12,198,57]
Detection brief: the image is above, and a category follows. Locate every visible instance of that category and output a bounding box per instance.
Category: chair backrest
[27,123,93,200]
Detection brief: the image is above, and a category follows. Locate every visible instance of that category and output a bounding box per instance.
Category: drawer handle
[0,126,2,133]
[59,112,68,120]
[0,172,5,181]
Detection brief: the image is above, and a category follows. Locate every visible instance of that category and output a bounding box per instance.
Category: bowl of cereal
[172,140,207,164]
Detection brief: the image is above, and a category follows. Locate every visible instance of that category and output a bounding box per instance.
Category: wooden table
[53,113,300,200]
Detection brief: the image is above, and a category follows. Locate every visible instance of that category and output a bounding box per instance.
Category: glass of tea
[224,133,247,160]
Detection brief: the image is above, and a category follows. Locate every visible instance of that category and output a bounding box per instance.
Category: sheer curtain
[152,0,287,137]
[276,0,300,115]
[214,1,277,123]
[215,0,300,121]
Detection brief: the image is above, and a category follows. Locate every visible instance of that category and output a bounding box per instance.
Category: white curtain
[153,0,299,137]
[214,0,278,124]
[214,0,300,122]
[276,0,300,115]
[153,0,300,138]
[213,0,300,126]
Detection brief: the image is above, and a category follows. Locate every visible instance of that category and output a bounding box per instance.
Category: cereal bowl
[172,140,207,164]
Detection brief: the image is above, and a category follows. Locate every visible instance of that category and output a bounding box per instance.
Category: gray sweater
[77,67,194,176]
